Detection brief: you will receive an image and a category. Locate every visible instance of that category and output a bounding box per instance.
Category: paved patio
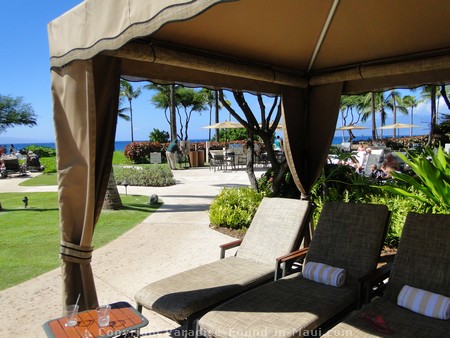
[0,166,264,337]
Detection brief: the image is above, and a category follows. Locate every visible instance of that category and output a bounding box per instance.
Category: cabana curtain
[281,83,343,197]
[51,56,120,308]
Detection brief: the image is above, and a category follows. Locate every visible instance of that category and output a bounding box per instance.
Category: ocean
[2,136,371,153]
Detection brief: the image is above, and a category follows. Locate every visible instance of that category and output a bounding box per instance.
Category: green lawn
[0,192,158,291]
[19,173,57,186]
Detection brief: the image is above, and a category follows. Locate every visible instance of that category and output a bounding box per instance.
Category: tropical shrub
[373,147,450,212]
[367,192,429,247]
[209,187,264,230]
[257,169,299,198]
[149,128,170,143]
[123,142,165,164]
[114,166,175,187]
[21,145,56,157]
[39,157,57,174]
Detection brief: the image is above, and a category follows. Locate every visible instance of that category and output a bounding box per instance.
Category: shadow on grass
[115,204,161,212]
[0,207,60,212]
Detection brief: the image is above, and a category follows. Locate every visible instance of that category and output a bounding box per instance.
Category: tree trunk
[102,170,123,210]
[427,86,437,146]
[129,100,134,142]
[215,90,220,141]
[392,91,397,138]
[272,162,290,197]
[371,92,377,140]
[170,85,177,141]
[245,135,258,190]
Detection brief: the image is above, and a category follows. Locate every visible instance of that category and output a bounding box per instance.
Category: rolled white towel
[303,261,346,287]
[397,285,450,320]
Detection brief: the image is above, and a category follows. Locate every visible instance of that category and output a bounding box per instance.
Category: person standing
[166,139,179,169]
[273,136,283,151]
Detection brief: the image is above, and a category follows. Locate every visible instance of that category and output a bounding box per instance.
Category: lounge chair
[322,212,450,337]
[135,197,313,330]
[198,202,390,338]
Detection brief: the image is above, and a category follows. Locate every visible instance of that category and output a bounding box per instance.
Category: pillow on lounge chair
[397,285,450,320]
[303,261,346,287]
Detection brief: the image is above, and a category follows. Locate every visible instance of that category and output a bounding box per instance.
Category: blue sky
[0,1,444,144]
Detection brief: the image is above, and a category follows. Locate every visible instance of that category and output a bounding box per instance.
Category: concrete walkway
[0,167,264,337]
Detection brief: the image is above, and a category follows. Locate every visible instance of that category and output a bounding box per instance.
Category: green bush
[209,187,264,230]
[21,145,56,158]
[257,169,299,198]
[39,157,57,174]
[309,162,437,248]
[367,191,429,247]
[124,142,165,164]
[114,165,175,187]
[373,146,450,212]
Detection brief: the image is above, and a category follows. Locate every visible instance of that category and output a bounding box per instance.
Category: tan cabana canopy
[48,0,450,309]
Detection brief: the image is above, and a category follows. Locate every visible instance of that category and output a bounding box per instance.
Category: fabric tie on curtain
[60,241,94,264]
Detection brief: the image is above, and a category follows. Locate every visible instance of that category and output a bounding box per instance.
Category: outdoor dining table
[43,301,148,338]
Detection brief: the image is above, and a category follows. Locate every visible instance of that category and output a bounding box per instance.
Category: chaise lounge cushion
[198,272,356,338]
[135,197,312,323]
[322,297,450,337]
[135,257,274,322]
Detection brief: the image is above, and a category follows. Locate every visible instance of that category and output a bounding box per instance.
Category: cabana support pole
[103,43,307,89]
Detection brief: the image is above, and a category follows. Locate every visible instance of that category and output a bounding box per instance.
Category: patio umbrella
[336,125,369,143]
[203,121,244,145]
[380,123,421,137]
[335,125,369,131]
[379,123,420,129]
[202,121,243,129]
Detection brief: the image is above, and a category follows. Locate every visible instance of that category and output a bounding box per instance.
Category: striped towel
[397,285,450,320]
[303,261,346,287]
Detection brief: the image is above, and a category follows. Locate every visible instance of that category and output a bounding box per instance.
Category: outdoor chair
[2,157,27,176]
[198,202,390,338]
[322,212,450,337]
[209,150,224,172]
[135,197,313,332]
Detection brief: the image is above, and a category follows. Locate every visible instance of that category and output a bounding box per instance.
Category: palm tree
[103,93,135,210]
[120,80,141,142]
[147,84,208,141]
[361,92,379,140]
[201,89,220,141]
[176,87,208,140]
[402,95,419,137]
[145,83,178,140]
[0,95,37,134]
[388,90,408,138]
[420,85,439,145]
[370,92,390,139]
[339,95,364,141]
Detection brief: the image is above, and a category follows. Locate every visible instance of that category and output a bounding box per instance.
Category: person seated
[26,151,41,168]
[345,156,362,173]
[380,153,401,179]
[0,160,6,178]
[370,164,385,180]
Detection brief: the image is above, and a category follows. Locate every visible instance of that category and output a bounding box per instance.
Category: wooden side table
[43,301,148,337]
